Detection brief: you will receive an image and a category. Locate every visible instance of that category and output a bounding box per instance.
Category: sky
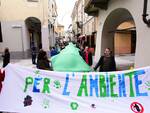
[55,0,77,31]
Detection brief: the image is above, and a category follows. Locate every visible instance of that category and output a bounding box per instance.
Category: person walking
[2,47,10,67]
[83,46,93,66]
[37,49,52,70]
[50,47,58,57]
[94,48,116,72]
[31,42,36,64]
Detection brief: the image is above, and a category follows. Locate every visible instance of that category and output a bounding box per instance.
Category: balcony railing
[84,0,109,16]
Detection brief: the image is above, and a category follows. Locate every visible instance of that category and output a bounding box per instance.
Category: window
[0,22,3,42]
[27,0,39,2]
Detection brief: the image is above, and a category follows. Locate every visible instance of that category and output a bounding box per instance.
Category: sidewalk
[115,54,134,70]
[0,59,36,69]
[0,54,135,71]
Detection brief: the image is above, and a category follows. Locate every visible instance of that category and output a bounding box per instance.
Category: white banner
[0,64,150,113]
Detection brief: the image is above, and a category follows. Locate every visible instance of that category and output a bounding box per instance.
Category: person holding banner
[37,49,52,70]
[94,48,116,72]
[83,46,93,66]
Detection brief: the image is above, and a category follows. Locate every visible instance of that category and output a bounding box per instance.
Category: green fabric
[51,43,91,72]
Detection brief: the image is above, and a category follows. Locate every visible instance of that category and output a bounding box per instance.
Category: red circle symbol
[130,102,144,113]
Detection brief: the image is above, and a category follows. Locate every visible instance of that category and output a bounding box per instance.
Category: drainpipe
[142,0,150,27]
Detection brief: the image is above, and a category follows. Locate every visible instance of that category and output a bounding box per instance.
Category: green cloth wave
[51,43,91,72]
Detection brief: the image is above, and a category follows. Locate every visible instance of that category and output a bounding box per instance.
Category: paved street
[0,59,35,69]
[0,54,134,71]
[115,54,134,70]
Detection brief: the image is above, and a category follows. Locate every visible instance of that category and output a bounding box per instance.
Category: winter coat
[94,56,116,72]
[2,52,10,67]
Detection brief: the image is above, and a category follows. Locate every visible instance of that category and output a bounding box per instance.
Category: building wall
[0,21,30,58]
[115,33,131,54]
[117,21,135,29]
[77,0,84,34]
[0,21,24,52]
[94,0,150,68]
[55,25,64,37]
[114,21,135,54]
[71,1,78,35]
[84,17,98,35]
[48,0,58,47]
[48,0,57,23]
[0,0,48,23]
[71,0,98,50]
[0,0,50,58]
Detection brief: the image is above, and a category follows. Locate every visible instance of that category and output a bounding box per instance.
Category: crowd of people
[1,41,116,72]
[78,44,116,72]
[0,42,117,113]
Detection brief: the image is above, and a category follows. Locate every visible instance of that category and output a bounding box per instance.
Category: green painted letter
[42,78,50,94]
[125,71,135,97]
[24,76,33,92]
[110,74,118,97]
[77,75,88,96]
[99,75,107,97]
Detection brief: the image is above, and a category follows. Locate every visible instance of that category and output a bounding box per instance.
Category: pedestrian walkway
[0,54,135,71]
[0,59,36,69]
[115,54,134,70]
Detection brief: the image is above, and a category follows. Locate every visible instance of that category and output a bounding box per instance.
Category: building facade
[48,0,58,47]
[71,0,98,53]
[0,0,57,58]
[84,0,150,68]
[71,1,78,37]
[55,24,64,38]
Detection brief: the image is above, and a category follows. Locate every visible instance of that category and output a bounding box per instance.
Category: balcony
[84,0,109,16]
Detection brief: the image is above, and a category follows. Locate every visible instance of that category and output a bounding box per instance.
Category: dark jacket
[79,49,84,59]
[2,52,10,67]
[83,51,93,66]
[94,56,116,72]
[50,49,58,57]
[36,50,52,71]
[37,59,52,70]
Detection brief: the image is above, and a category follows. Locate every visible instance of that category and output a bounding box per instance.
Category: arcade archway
[25,17,42,51]
[101,8,136,70]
